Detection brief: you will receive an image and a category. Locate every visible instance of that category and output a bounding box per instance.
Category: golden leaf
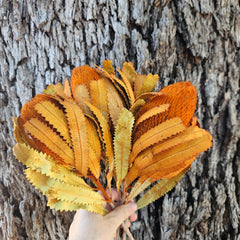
[86,118,101,179]
[104,79,125,126]
[102,60,115,75]
[136,166,190,209]
[34,100,72,146]
[90,78,109,123]
[121,62,137,88]
[14,143,89,187]
[137,74,159,97]
[24,118,75,166]
[114,108,134,190]
[63,100,89,176]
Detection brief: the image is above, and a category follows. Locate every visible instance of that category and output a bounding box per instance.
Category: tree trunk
[1,0,240,239]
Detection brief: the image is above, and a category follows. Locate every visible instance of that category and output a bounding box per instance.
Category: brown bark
[0,0,240,239]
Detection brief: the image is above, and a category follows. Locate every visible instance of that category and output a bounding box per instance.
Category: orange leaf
[24,118,75,166]
[63,100,89,176]
[129,117,186,164]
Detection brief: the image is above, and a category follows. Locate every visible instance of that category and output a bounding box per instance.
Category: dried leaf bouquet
[13,60,212,238]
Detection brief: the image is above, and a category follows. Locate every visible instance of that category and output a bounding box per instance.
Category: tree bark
[1,0,240,239]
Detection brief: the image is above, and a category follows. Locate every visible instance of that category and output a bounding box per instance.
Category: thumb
[104,202,137,229]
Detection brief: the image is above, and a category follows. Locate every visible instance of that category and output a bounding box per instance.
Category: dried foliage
[13,60,212,237]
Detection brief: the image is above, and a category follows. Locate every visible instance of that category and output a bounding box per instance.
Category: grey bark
[0,0,240,239]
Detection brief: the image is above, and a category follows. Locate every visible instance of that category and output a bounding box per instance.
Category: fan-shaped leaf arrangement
[13,60,212,237]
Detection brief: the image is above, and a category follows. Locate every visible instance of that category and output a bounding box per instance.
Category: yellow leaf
[47,197,83,212]
[126,177,151,201]
[13,143,90,187]
[63,100,89,176]
[129,99,146,116]
[137,74,159,96]
[102,60,115,74]
[24,118,75,166]
[121,62,137,87]
[34,100,72,146]
[114,108,134,190]
[24,168,55,194]
[50,181,105,205]
[136,167,190,209]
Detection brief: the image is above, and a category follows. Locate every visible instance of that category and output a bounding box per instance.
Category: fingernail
[129,202,137,212]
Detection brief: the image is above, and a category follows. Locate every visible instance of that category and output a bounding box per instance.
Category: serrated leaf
[73,84,92,114]
[83,98,114,188]
[104,79,125,126]
[134,82,197,141]
[50,181,105,205]
[103,60,115,74]
[126,177,152,202]
[24,118,75,166]
[151,125,209,156]
[137,74,159,96]
[117,69,135,106]
[71,65,101,92]
[34,100,72,146]
[121,62,137,87]
[114,108,134,190]
[13,143,90,187]
[86,118,101,179]
[24,168,55,194]
[134,104,170,128]
[129,99,146,116]
[129,117,186,164]
[47,197,83,212]
[63,100,89,176]
[90,79,109,123]
[44,82,66,98]
[140,131,212,180]
[136,167,190,209]
[134,74,146,98]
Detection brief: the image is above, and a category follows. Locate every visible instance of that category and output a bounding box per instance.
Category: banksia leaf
[90,78,109,123]
[114,108,134,190]
[129,117,186,164]
[63,100,89,176]
[137,74,159,96]
[121,62,137,87]
[34,100,72,146]
[104,79,125,126]
[86,119,101,179]
[14,143,89,187]
[24,118,75,166]
[103,60,115,75]
[136,166,190,209]
[117,69,135,105]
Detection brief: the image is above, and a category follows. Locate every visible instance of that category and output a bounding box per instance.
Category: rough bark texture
[1,0,240,239]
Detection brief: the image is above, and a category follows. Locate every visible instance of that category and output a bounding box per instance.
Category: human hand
[68,190,137,240]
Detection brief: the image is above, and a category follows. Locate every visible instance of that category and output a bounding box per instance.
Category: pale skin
[68,190,138,240]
